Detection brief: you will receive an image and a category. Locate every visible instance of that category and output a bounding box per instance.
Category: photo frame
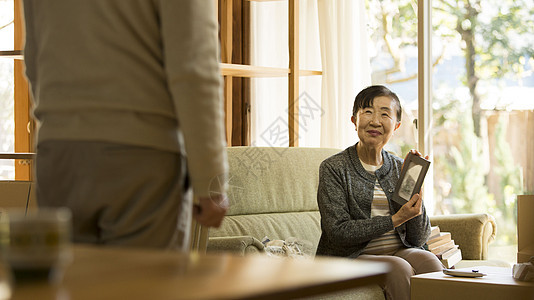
[392,153,431,205]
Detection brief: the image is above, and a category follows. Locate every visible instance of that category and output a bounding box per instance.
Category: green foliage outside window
[367,0,532,249]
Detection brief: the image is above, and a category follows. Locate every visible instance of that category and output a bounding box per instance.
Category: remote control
[443,269,487,278]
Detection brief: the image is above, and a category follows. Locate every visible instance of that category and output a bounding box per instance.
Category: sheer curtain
[318,0,371,148]
[250,0,370,149]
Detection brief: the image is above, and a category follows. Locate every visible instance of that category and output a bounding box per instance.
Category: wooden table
[411,266,534,300]
[8,245,388,300]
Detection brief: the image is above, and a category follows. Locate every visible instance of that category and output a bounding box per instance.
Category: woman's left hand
[392,193,423,227]
[403,149,429,163]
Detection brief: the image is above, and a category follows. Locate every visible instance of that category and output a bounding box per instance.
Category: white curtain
[250,0,370,149]
[318,0,371,149]
[250,1,291,148]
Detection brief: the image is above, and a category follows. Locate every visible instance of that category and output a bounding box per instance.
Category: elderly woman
[316,85,443,300]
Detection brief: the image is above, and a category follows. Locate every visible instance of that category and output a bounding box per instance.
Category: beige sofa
[208,147,508,299]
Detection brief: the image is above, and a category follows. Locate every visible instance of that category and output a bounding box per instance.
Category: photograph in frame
[392,152,431,205]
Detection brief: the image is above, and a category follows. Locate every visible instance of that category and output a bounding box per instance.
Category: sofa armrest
[429,213,496,260]
[207,236,265,256]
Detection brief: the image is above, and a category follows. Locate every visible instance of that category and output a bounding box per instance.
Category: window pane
[0,0,13,50]
[432,0,534,264]
[250,1,322,147]
[0,0,15,180]
[0,59,14,180]
[367,0,419,156]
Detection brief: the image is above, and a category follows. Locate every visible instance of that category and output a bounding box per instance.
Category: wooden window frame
[13,0,33,180]
[219,0,251,146]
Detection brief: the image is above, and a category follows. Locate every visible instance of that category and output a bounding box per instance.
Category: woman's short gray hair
[352,85,402,122]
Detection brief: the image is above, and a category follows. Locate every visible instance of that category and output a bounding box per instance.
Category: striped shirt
[360,159,403,255]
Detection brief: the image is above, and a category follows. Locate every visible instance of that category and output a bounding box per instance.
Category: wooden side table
[411,266,534,300]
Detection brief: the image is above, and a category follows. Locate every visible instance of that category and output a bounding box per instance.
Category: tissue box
[513,260,534,282]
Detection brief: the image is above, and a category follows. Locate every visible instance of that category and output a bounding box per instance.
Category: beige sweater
[23,0,227,197]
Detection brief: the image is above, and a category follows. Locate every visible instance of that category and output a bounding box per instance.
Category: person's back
[23,0,228,250]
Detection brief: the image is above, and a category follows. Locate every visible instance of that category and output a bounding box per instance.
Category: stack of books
[427,226,462,268]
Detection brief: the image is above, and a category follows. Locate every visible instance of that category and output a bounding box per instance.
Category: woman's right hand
[392,193,423,227]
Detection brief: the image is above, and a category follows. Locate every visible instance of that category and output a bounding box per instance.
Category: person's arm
[159,0,227,226]
[193,195,228,228]
[318,161,395,248]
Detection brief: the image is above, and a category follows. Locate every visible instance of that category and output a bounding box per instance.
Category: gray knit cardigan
[315,144,431,258]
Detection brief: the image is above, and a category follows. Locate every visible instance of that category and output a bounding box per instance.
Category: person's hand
[391,193,423,227]
[193,194,228,228]
[402,149,429,168]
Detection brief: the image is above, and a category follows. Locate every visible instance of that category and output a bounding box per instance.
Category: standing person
[22,0,228,251]
[316,85,443,300]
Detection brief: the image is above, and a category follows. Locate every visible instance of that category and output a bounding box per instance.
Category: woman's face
[351,96,401,150]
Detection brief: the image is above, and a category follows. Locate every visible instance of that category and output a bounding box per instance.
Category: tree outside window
[367,0,534,264]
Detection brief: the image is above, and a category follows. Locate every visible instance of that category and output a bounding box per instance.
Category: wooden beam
[0,50,23,59]
[14,0,33,181]
[231,0,245,146]
[0,54,324,78]
[224,77,233,146]
[0,153,36,160]
[527,111,534,193]
[299,70,322,76]
[288,0,299,147]
[221,63,288,77]
[241,0,252,146]
[220,63,321,77]
[221,0,233,64]
[220,0,233,146]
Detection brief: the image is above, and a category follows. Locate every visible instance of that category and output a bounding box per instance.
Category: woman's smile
[367,130,382,137]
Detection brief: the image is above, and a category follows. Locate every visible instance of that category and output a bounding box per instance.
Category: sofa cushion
[211,211,322,254]
[224,147,340,216]
[207,236,265,255]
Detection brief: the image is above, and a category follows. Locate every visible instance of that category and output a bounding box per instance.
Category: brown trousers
[36,141,191,251]
[357,247,443,300]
